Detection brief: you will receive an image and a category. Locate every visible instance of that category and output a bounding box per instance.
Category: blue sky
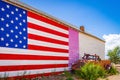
[20,0,120,39]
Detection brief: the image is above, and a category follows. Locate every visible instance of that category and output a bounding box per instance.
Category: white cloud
[103,34,120,59]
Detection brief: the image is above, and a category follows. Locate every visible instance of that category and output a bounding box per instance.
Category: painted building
[0,0,104,78]
[79,26,105,59]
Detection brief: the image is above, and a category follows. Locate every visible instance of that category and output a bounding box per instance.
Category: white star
[23,37,26,40]
[23,45,26,48]
[23,19,26,23]
[11,20,14,23]
[19,14,22,17]
[15,26,18,29]
[1,27,4,31]
[23,28,26,31]
[1,7,5,11]
[6,43,9,46]
[15,44,18,47]
[15,8,18,11]
[6,24,9,27]
[6,34,10,37]
[1,37,4,41]
[19,31,22,35]
[23,11,26,14]
[11,11,14,14]
[19,40,22,43]
[10,30,14,33]
[6,5,10,8]
[19,22,22,26]
[1,18,4,21]
[15,17,18,20]
[15,35,18,38]
[6,14,10,18]
[10,39,14,42]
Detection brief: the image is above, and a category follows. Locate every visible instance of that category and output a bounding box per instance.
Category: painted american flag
[0,1,69,78]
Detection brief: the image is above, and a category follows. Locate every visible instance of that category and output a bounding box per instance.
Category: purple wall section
[69,28,79,68]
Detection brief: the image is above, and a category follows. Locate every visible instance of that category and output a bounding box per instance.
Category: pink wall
[69,28,79,67]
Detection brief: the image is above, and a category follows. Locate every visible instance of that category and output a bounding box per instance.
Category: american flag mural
[0,1,70,78]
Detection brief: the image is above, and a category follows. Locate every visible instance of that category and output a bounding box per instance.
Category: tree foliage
[107,46,120,64]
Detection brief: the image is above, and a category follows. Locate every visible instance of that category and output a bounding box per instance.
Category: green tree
[107,46,120,64]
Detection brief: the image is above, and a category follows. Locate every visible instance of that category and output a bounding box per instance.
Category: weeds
[75,62,106,80]
[107,65,119,75]
[63,71,74,80]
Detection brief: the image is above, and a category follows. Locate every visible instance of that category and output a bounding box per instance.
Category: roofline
[3,0,80,31]
[3,0,105,43]
[80,31,105,43]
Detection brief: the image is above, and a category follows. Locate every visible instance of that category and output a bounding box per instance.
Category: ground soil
[107,74,120,80]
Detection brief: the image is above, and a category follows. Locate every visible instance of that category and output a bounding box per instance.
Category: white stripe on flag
[28,39,69,49]
[28,28,68,42]
[0,67,69,77]
[0,47,69,57]
[0,60,68,66]
[28,17,68,35]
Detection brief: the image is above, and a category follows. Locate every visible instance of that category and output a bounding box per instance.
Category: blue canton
[0,1,27,49]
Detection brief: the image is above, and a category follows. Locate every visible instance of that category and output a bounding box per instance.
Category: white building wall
[79,32,105,60]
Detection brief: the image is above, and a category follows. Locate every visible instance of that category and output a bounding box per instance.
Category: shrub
[107,65,119,75]
[66,77,74,80]
[63,71,74,80]
[75,62,106,80]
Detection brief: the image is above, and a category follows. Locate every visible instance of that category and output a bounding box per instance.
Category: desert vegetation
[0,62,119,80]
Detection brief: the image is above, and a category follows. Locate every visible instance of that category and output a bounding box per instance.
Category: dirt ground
[107,74,120,80]
[105,64,120,80]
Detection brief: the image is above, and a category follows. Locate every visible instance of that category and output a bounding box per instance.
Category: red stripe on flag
[28,33,68,45]
[28,44,68,53]
[28,11,69,30]
[28,22,68,38]
[0,54,68,60]
[0,64,68,72]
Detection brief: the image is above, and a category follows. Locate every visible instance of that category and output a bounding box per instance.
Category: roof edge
[3,0,105,43]
[3,0,80,31]
[80,31,105,43]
